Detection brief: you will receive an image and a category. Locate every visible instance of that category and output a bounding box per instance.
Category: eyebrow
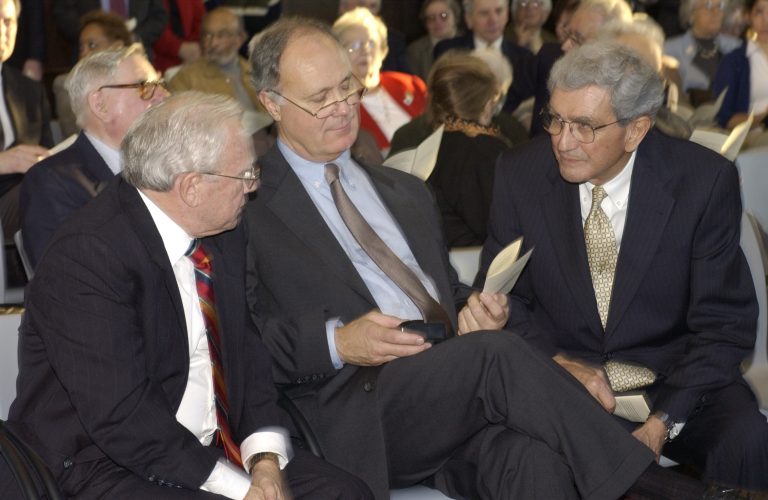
[303,73,354,100]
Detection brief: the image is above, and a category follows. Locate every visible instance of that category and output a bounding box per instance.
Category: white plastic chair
[0,221,24,304]
[448,246,482,286]
[0,311,22,420]
[736,146,768,270]
[13,231,33,281]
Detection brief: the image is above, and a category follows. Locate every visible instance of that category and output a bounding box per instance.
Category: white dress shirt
[747,40,768,116]
[83,132,122,175]
[579,150,637,250]
[138,191,291,499]
[473,34,503,52]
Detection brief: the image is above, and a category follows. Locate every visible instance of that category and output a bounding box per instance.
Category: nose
[556,125,579,152]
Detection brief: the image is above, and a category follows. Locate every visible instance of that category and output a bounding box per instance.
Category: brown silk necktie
[186,240,243,467]
[325,163,452,331]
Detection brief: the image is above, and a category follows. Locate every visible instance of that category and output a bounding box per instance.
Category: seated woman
[425,52,510,247]
[406,0,461,81]
[712,0,768,129]
[332,8,427,156]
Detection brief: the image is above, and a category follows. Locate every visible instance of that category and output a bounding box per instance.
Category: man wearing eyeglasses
[3,91,373,499]
[481,40,768,492]
[245,17,709,500]
[20,44,168,269]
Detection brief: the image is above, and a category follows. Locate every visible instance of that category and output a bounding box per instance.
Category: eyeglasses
[344,39,377,54]
[425,11,450,22]
[519,1,542,8]
[697,0,724,10]
[270,84,367,119]
[98,79,167,101]
[204,165,260,190]
[540,109,623,144]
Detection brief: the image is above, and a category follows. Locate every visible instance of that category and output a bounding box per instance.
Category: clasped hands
[245,457,291,500]
[335,292,509,366]
[553,354,667,459]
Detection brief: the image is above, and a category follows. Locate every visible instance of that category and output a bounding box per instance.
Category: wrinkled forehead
[278,32,352,92]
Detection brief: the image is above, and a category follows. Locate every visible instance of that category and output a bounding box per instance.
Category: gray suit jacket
[245,145,471,496]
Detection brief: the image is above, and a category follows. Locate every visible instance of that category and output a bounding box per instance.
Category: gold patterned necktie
[584,186,617,329]
[325,163,453,332]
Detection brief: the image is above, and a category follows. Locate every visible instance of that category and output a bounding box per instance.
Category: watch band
[652,411,681,442]
[247,452,280,474]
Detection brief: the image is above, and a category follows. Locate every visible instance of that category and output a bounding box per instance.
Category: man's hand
[335,310,431,366]
[457,292,509,334]
[245,458,291,500]
[0,144,49,174]
[553,354,616,413]
[632,416,667,461]
[178,41,202,63]
[22,59,44,81]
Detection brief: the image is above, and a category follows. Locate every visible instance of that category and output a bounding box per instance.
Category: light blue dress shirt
[278,140,441,368]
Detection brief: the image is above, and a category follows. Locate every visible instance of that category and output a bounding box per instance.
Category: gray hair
[679,0,729,28]
[249,16,337,93]
[332,7,389,54]
[548,40,664,121]
[66,43,146,128]
[512,0,552,12]
[578,0,633,23]
[598,15,666,49]
[463,0,507,14]
[122,91,248,191]
[471,47,513,91]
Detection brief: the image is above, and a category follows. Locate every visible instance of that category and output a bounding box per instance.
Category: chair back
[736,146,768,270]
[0,312,21,420]
[13,232,33,281]
[741,212,768,408]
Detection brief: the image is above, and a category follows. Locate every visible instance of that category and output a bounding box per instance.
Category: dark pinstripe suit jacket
[7,177,286,496]
[480,130,758,422]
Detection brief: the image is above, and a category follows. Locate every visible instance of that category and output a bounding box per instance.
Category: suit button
[363,382,374,392]
[62,457,73,469]
[148,474,156,482]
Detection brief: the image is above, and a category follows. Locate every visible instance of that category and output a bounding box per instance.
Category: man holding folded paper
[481,39,768,492]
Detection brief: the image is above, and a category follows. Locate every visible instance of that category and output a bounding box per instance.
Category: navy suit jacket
[0,65,53,197]
[480,131,758,421]
[20,132,115,268]
[8,177,286,496]
[529,42,563,137]
[433,33,536,112]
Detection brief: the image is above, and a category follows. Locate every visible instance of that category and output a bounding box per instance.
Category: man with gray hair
[3,91,372,499]
[245,16,705,500]
[20,44,168,268]
[481,40,768,491]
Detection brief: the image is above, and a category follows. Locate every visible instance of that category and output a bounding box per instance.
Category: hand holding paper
[483,236,533,294]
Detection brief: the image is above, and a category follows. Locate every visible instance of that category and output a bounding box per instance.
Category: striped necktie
[186,240,243,467]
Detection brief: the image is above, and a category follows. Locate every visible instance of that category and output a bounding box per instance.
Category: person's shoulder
[434,33,472,53]
[663,32,690,53]
[717,33,743,53]
[643,129,734,176]
[380,71,426,92]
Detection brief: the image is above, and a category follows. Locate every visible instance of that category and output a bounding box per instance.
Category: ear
[259,90,282,122]
[177,171,204,208]
[88,90,110,122]
[624,115,652,152]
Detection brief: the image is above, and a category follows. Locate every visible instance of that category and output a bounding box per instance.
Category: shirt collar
[474,34,503,51]
[84,131,122,175]
[277,138,353,185]
[137,189,194,266]
[583,149,636,207]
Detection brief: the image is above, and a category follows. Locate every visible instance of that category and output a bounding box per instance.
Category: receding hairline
[274,27,349,89]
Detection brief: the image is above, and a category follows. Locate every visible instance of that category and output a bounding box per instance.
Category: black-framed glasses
[424,11,450,22]
[270,84,367,120]
[204,165,260,190]
[98,79,167,101]
[540,109,623,144]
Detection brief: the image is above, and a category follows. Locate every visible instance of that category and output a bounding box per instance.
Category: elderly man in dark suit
[20,43,168,269]
[245,16,706,500]
[481,40,768,492]
[2,91,372,499]
[433,0,535,112]
[0,0,52,237]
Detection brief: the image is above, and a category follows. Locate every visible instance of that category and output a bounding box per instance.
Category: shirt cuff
[241,427,293,471]
[326,317,345,370]
[200,458,251,499]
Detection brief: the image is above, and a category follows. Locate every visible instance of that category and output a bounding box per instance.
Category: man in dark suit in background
[21,43,168,268]
[481,40,768,492]
[2,91,372,499]
[0,0,52,238]
[434,0,535,112]
[246,17,704,500]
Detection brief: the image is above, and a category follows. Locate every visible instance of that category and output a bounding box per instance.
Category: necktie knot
[325,163,341,186]
[590,186,608,213]
[186,239,212,273]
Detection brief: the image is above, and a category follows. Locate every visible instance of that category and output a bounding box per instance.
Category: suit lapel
[606,134,674,335]
[541,166,605,336]
[117,180,190,352]
[77,133,118,184]
[260,147,376,304]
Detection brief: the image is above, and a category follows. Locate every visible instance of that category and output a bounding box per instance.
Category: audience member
[152,0,205,73]
[424,52,509,247]
[722,0,750,36]
[712,0,768,128]
[54,0,168,57]
[389,48,527,154]
[169,7,274,157]
[435,0,536,112]
[2,90,373,500]
[664,0,741,105]
[0,0,52,239]
[338,0,411,73]
[53,10,133,138]
[21,44,168,269]
[212,0,283,44]
[406,0,460,80]
[506,0,556,53]
[6,0,43,81]
[332,7,427,155]
[530,0,632,136]
[481,39,768,493]
[246,16,705,500]
[552,0,580,43]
